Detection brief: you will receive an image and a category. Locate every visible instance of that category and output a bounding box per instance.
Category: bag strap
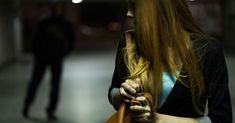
[115,30,136,123]
[117,103,126,123]
[115,31,132,123]
[125,30,133,48]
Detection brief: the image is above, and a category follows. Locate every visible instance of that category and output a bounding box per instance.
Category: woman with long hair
[108,0,232,122]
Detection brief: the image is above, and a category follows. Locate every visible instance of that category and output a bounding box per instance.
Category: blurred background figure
[0,0,235,123]
[22,2,75,120]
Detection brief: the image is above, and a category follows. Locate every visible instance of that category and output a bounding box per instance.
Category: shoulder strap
[125,30,133,47]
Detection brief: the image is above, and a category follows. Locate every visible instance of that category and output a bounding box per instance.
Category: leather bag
[106,92,154,123]
[106,103,132,123]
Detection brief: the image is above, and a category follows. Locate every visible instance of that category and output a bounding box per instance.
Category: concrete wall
[0,2,17,66]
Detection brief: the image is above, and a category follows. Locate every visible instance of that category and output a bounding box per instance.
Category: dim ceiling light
[72,0,83,4]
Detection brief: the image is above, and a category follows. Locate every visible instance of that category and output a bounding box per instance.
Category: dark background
[0,0,235,123]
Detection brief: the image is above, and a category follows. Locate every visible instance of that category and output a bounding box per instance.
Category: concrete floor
[0,52,234,123]
[0,52,116,123]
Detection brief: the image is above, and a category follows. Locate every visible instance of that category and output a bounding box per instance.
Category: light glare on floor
[72,0,83,4]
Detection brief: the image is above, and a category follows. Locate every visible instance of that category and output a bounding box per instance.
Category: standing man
[22,3,75,120]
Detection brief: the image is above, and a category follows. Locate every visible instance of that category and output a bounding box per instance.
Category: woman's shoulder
[192,38,226,72]
[193,38,224,57]
[206,39,224,54]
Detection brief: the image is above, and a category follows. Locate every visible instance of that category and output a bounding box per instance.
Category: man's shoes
[22,105,29,119]
[47,113,58,121]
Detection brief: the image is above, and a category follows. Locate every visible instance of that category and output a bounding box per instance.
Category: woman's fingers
[130,96,151,112]
[130,98,152,122]
[134,78,142,92]
[130,105,151,112]
[121,82,136,95]
[122,79,141,94]
[132,112,152,123]
[132,112,151,118]
[136,96,149,106]
[118,78,142,103]
[119,87,134,102]
[128,79,141,90]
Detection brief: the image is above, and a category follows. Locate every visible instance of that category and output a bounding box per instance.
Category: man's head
[51,2,66,16]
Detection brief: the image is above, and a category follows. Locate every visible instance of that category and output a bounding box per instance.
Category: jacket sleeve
[204,41,233,123]
[63,20,75,56]
[108,33,128,110]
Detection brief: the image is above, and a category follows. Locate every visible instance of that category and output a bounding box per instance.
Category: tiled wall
[0,3,16,66]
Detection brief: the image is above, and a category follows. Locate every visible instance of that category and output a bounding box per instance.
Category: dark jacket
[32,15,75,61]
[108,33,233,123]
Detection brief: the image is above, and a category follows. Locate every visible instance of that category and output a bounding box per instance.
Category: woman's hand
[130,95,153,122]
[156,113,198,123]
[116,78,141,104]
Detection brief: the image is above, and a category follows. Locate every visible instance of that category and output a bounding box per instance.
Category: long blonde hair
[124,0,210,114]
